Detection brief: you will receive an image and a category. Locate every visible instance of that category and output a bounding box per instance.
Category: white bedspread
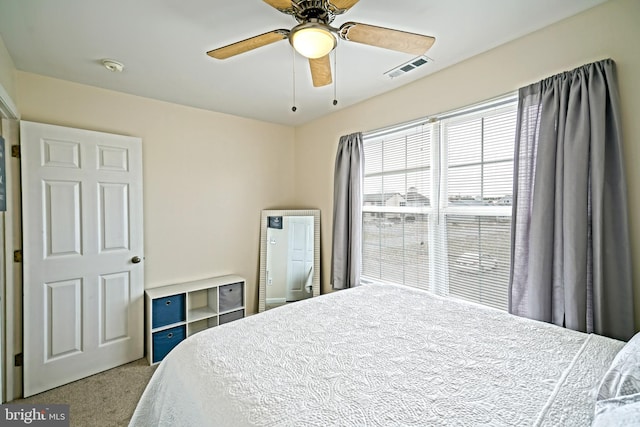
[130,283,623,426]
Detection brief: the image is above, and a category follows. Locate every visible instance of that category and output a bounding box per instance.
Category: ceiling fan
[206,0,436,88]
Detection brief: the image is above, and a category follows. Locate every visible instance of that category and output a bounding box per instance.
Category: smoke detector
[102,59,124,72]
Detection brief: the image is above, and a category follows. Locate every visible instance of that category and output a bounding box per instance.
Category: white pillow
[593,393,640,426]
[597,332,640,400]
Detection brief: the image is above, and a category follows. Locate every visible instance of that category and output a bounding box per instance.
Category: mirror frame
[258,209,321,312]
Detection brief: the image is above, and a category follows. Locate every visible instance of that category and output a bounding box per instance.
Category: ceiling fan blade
[330,0,360,12]
[262,0,294,13]
[207,30,289,60]
[339,22,435,56]
[309,55,332,87]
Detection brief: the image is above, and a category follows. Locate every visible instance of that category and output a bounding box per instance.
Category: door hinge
[13,250,22,263]
[11,145,20,158]
[14,353,23,367]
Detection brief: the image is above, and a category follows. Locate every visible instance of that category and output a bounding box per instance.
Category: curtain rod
[363,91,518,140]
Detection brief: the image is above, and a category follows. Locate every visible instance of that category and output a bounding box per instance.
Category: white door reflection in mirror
[259,209,320,312]
[287,217,314,301]
[266,216,314,308]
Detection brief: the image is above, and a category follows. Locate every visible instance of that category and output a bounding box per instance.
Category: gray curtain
[509,59,634,341]
[331,132,364,290]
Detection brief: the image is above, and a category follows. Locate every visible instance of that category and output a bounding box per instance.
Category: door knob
[131,256,142,264]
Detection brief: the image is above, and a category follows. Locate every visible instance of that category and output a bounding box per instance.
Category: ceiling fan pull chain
[292,48,298,112]
[332,48,338,106]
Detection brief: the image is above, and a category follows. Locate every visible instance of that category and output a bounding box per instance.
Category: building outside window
[361,95,517,311]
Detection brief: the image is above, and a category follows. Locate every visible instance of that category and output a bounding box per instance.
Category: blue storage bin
[152,325,186,363]
[152,293,185,328]
[219,282,244,312]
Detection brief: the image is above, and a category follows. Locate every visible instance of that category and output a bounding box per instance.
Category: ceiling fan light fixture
[290,24,336,59]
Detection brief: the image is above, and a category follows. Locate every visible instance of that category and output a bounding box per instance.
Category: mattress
[129,283,623,426]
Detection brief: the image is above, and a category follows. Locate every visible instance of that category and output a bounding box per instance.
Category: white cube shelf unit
[145,274,246,364]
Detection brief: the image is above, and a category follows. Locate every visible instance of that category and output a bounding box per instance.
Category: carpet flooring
[8,358,156,427]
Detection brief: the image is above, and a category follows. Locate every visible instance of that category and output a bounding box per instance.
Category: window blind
[362,96,517,310]
[362,125,434,290]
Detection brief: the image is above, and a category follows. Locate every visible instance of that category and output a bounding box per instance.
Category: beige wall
[15,72,296,314]
[294,0,640,329]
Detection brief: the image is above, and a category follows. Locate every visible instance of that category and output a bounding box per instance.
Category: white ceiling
[0,0,607,127]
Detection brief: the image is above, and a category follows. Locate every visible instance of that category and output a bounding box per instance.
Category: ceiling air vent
[384,55,432,79]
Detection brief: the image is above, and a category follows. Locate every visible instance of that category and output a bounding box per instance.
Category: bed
[129,283,635,426]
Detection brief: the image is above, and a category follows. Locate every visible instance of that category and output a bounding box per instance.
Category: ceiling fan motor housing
[292,0,336,24]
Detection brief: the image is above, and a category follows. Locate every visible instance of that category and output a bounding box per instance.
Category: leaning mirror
[258,209,320,312]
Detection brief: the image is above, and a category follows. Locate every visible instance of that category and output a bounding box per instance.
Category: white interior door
[20,121,144,397]
[285,217,313,302]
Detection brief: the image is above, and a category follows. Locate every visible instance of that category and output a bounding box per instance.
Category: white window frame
[361,94,517,309]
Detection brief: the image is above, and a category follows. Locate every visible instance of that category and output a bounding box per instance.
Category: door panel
[21,121,144,397]
[44,181,82,256]
[286,217,314,301]
[98,145,129,171]
[46,278,82,360]
[42,138,80,168]
[99,183,129,251]
[99,272,130,343]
